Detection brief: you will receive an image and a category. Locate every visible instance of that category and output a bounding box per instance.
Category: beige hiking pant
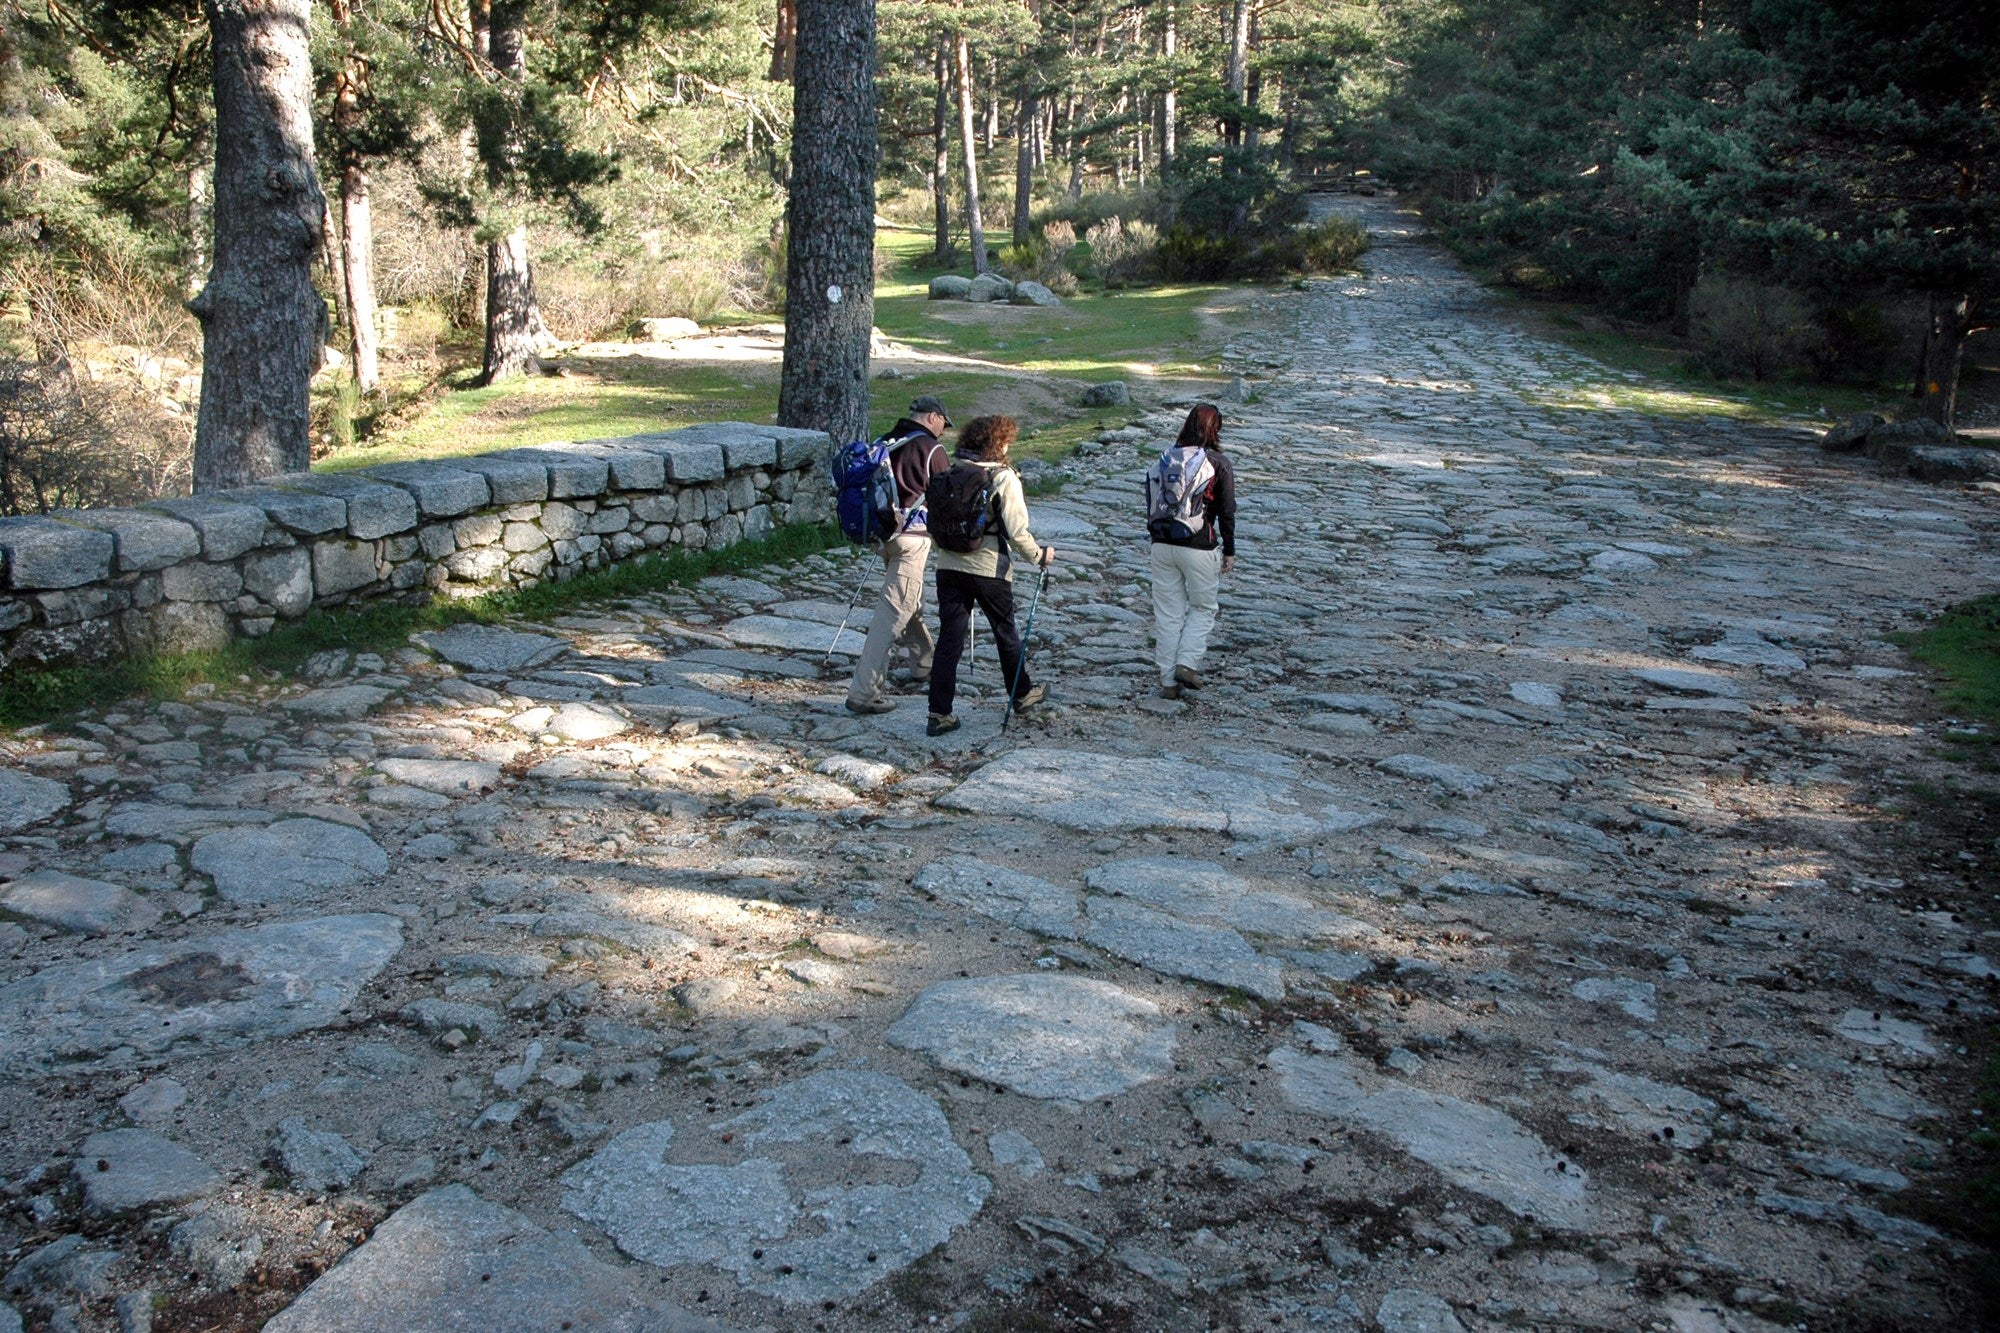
[848,532,935,706]
[1151,541,1222,685]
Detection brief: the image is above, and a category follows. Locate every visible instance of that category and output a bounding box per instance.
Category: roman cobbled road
[2,196,1995,1332]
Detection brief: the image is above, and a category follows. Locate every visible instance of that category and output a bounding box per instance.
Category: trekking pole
[999,565,1049,735]
[824,555,874,669]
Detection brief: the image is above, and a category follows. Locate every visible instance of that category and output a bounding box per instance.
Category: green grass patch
[1894,593,2000,768]
[1485,295,1901,428]
[320,362,777,470]
[874,228,1229,381]
[0,522,843,730]
[312,225,1222,483]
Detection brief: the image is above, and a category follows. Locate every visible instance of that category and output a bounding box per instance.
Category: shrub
[1297,214,1370,274]
[1688,274,1818,381]
[1081,216,1159,287]
[997,241,1079,296]
[1157,224,1245,281]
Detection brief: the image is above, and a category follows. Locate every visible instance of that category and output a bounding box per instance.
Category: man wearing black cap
[846,395,954,714]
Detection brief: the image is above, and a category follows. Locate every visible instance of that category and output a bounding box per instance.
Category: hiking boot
[1158,683,1182,700]
[1011,683,1048,712]
[926,712,961,737]
[845,698,895,716]
[1173,665,1204,689]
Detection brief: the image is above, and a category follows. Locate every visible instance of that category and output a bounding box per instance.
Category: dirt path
[2,196,1995,1333]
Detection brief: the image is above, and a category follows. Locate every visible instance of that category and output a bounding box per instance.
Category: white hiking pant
[1150,541,1221,685]
[848,532,934,706]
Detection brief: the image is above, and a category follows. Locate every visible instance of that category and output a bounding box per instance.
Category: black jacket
[1151,446,1237,556]
[884,418,950,511]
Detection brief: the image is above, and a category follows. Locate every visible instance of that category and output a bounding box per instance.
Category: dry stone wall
[0,422,832,674]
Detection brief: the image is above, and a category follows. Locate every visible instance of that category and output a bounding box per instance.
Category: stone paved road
[2,197,1996,1332]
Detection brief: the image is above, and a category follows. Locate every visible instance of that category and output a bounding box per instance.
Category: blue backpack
[832,434,913,545]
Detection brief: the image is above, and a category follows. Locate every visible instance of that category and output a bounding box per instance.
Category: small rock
[673,976,740,1013]
[273,1117,367,1192]
[2,1235,120,1301]
[1081,381,1130,407]
[986,1129,1045,1178]
[169,1205,264,1289]
[1,870,162,935]
[118,1077,188,1124]
[1377,1288,1468,1333]
[73,1129,219,1214]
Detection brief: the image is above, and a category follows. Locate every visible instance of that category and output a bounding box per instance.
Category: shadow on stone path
[1,193,1995,1331]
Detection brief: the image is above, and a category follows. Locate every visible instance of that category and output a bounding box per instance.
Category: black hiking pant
[929,568,1032,716]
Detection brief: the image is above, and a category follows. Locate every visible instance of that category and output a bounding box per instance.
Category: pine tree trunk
[1916,292,1972,430]
[339,171,379,395]
[768,0,797,80]
[184,133,210,300]
[484,226,546,381]
[932,37,951,262]
[1159,0,1177,174]
[1244,13,1262,158]
[954,32,987,274]
[1013,92,1036,249]
[1224,0,1249,147]
[480,0,550,384]
[190,0,327,492]
[777,0,878,444]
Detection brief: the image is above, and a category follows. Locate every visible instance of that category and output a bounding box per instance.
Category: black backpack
[925,462,1006,554]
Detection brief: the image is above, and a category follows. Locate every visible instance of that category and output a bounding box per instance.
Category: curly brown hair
[956,414,1018,461]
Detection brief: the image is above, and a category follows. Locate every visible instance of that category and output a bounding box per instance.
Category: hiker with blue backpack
[835,395,954,715]
[922,414,1056,737]
[1146,402,1236,700]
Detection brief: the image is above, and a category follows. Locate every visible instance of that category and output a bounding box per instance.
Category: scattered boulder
[1905,444,2000,483]
[966,272,1015,303]
[927,274,973,300]
[1011,280,1061,307]
[635,316,700,341]
[1081,381,1130,407]
[1818,412,1884,453]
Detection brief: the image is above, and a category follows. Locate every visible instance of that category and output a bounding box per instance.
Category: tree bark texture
[954,32,987,274]
[1243,13,1262,157]
[778,0,878,445]
[480,0,550,383]
[338,168,378,393]
[1012,91,1036,249]
[190,0,328,493]
[1916,292,1973,429]
[184,132,210,299]
[1224,0,1249,146]
[932,37,951,261]
[1159,0,1176,173]
[329,0,380,396]
[768,0,797,80]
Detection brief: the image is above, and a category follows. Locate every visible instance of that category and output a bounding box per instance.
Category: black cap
[908,395,952,427]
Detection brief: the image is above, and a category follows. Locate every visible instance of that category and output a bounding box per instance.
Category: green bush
[1297,214,1370,274]
[1157,224,1246,281]
[997,235,1080,296]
